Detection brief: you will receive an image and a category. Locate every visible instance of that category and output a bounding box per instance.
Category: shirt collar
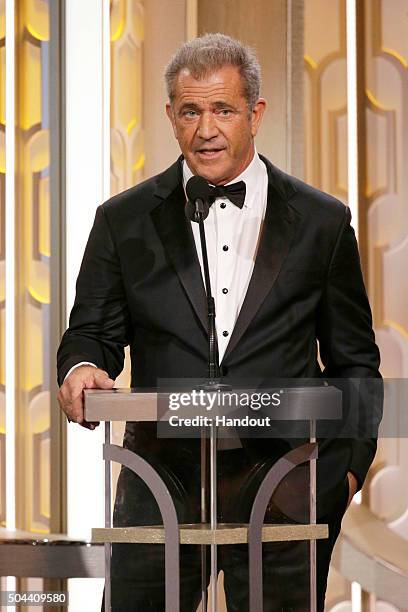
[182,148,264,209]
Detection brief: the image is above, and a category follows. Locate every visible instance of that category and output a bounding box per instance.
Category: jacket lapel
[151,158,208,333]
[221,158,300,363]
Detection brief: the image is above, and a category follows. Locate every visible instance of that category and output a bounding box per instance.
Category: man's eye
[218,109,232,116]
[184,110,198,118]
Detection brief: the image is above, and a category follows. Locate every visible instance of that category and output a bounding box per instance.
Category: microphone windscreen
[186,175,212,203]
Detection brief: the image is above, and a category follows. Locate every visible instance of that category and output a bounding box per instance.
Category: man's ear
[250,97,266,138]
[166,102,178,139]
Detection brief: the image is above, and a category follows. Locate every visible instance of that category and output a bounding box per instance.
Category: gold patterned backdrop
[110,0,144,195]
[15,0,51,534]
[0,0,146,554]
[305,1,408,610]
[304,0,348,202]
[366,2,408,611]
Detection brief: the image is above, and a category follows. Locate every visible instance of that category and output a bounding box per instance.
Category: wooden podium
[85,385,342,611]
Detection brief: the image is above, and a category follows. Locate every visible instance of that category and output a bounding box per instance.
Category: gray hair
[164,33,261,109]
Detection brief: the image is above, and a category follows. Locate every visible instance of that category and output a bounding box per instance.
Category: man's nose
[197,112,219,139]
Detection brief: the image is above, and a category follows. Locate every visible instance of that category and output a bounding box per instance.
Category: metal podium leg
[248,443,318,611]
[210,421,217,612]
[201,433,207,610]
[104,444,180,611]
[104,421,111,612]
[310,420,317,612]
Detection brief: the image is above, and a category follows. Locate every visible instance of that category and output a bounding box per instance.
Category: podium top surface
[84,386,342,422]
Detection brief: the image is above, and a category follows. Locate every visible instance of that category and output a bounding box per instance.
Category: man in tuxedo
[57,33,381,610]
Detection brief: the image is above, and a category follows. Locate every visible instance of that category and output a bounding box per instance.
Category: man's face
[166,65,266,185]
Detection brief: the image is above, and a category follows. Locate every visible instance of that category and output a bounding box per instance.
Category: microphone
[185,176,212,222]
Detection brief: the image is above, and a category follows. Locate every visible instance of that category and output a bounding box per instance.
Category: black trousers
[103,447,349,611]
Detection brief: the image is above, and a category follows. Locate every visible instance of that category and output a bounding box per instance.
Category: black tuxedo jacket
[57,155,381,514]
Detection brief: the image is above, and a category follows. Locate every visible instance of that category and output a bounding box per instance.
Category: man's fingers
[68,391,85,423]
[78,371,113,427]
[58,378,85,423]
[57,386,76,422]
[79,420,100,430]
[91,370,115,388]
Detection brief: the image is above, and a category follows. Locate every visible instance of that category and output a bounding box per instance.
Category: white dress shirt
[65,151,268,380]
[183,150,268,362]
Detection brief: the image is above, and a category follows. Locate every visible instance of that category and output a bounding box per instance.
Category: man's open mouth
[196,148,225,158]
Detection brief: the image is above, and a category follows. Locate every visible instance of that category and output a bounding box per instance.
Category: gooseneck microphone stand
[185,176,228,612]
[198,216,220,380]
[185,176,223,381]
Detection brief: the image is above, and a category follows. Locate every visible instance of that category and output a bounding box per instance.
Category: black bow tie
[209,181,246,209]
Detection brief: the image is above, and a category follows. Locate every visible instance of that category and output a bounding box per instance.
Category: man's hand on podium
[57,365,115,430]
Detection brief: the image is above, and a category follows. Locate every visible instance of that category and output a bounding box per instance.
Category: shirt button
[222,288,228,294]
[223,330,229,337]
[220,203,226,209]
[223,245,229,252]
